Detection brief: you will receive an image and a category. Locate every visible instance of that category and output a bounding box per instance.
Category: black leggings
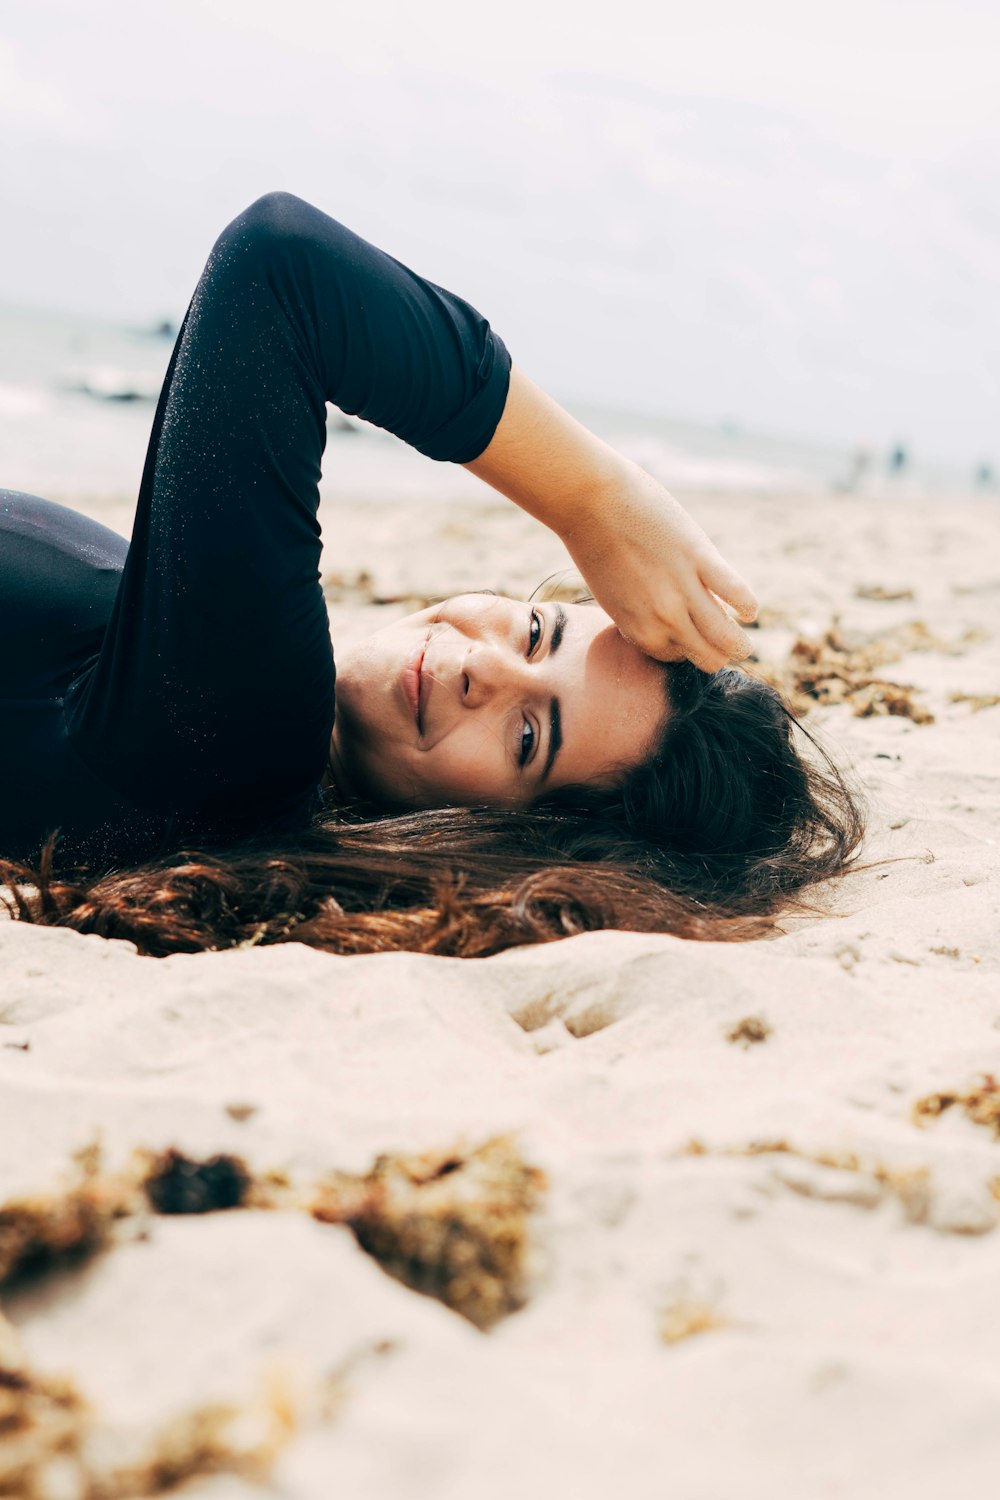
[1,193,510,863]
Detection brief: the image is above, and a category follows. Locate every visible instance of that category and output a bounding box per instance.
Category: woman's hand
[465,365,758,670]
[559,461,757,670]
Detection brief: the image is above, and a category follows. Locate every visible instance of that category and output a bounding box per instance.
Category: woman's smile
[401,638,426,730]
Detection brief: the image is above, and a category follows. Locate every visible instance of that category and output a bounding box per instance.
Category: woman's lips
[402,638,427,731]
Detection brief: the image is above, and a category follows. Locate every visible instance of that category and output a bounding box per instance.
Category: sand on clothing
[1,479,999,1499]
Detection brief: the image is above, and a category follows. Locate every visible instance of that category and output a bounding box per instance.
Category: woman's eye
[519,717,536,767]
[527,608,542,657]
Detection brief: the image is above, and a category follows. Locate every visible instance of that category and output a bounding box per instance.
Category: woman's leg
[65,192,510,825]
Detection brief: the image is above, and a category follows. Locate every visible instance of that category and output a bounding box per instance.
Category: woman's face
[329,593,669,808]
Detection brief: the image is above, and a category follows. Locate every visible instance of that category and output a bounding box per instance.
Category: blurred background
[1,0,997,505]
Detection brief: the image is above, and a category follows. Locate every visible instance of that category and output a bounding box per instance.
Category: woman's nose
[460,642,526,709]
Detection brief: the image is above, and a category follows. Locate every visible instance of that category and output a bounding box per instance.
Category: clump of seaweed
[116,1139,546,1329]
[1,1128,546,1382]
[0,1312,91,1499]
[764,616,992,723]
[752,620,941,723]
[725,1015,772,1048]
[0,1146,135,1291]
[90,1382,297,1498]
[140,1150,252,1216]
[0,1306,297,1499]
[309,1135,547,1330]
[948,691,1000,713]
[913,1075,1000,1138]
[841,679,934,724]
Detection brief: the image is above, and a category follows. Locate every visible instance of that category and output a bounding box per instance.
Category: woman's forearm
[464,364,758,672]
[464,365,632,532]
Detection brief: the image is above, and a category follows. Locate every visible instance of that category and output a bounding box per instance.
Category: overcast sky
[1,0,997,461]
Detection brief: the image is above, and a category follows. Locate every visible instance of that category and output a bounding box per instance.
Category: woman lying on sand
[0,192,862,955]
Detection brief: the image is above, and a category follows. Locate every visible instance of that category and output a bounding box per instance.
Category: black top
[0,193,511,868]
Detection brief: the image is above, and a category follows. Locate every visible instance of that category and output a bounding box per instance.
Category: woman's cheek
[452,736,507,801]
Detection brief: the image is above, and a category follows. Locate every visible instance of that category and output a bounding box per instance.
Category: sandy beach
[2,476,999,1498]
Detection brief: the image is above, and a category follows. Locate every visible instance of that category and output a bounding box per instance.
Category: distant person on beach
[0,193,862,956]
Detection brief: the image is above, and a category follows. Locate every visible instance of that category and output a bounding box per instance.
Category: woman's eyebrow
[550,603,567,655]
[536,604,567,783]
[540,696,562,783]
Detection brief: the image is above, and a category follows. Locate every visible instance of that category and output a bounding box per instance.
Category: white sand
[2,485,999,1498]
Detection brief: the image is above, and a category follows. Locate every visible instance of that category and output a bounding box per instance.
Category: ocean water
[0,301,984,509]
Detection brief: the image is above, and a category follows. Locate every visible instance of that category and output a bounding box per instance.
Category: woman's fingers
[700,555,759,624]
[545,456,761,672]
[645,603,727,674]
[625,578,751,671]
[687,588,754,668]
[685,637,730,675]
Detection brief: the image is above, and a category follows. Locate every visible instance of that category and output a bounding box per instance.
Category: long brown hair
[0,665,864,958]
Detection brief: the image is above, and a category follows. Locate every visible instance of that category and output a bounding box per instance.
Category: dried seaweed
[0,1309,296,1499]
[725,1016,772,1047]
[135,1140,546,1329]
[913,1074,1000,1138]
[0,1313,90,1499]
[0,1130,543,1492]
[948,691,1000,713]
[752,619,944,723]
[310,1135,546,1330]
[755,616,993,724]
[88,1383,296,1498]
[141,1151,252,1216]
[0,1147,134,1291]
[0,1142,302,1299]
